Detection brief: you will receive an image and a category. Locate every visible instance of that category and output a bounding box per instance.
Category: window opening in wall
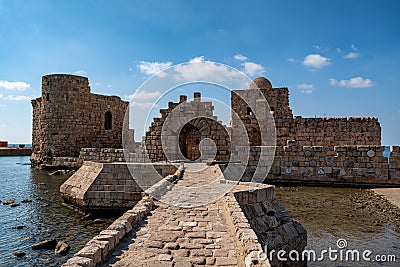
[46,93,50,101]
[270,107,275,115]
[247,107,253,116]
[104,111,112,130]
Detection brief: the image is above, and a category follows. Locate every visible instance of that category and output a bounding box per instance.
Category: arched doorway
[179,124,201,161]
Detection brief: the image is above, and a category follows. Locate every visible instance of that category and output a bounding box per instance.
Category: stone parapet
[79,148,126,162]
[222,181,306,267]
[61,197,154,267]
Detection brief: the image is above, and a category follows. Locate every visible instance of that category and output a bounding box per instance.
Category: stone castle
[29,74,400,267]
[31,74,400,186]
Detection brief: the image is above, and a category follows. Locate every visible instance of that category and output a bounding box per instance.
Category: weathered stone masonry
[31,74,129,167]
[230,77,400,186]
[231,77,381,147]
[144,93,231,162]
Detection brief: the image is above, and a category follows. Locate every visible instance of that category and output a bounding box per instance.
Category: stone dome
[249,77,272,89]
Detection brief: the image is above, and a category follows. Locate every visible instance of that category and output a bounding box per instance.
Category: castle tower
[31,74,129,167]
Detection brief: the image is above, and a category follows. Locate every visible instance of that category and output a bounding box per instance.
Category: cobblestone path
[101,163,240,267]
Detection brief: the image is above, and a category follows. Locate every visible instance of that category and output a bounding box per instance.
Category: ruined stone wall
[31,74,128,166]
[231,88,289,147]
[237,143,397,186]
[231,84,381,147]
[87,94,128,148]
[277,117,381,146]
[80,147,151,163]
[145,93,230,162]
[390,146,400,180]
[80,148,126,162]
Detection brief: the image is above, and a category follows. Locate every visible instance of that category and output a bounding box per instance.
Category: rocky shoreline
[357,190,400,232]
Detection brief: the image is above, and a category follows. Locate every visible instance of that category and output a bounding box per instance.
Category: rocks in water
[10,203,20,207]
[49,170,62,176]
[21,199,32,203]
[12,251,26,258]
[80,213,93,220]
[13,225,25,230]
[3,199,15,205]
[32,238,57,250]
[93,218,106,224]
[55,241,70,255]
[49,169,72,176]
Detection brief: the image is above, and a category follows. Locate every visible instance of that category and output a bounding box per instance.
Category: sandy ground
[373,188,400,208]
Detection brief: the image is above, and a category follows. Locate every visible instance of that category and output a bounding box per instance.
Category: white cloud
[75,70,87,76]
[313,45,322,50]
[0,124,6,127]
[0,80,30,90]
[3,95,32,101]
[126,90,161,101]
[303,54,331,69]
[343,52,359,59]
[0,93,3,99]
[297,83,314,90]
[297,83,314,94]
[131,101,157,108]
[189,56,205,63]
[174,61,245,82]
[234,53,247,61]
[288,57,298,63]
[351,44,358,51]
[336,48,342,53]
[301,89,313,94]
[241,62,265,77]
[329,77,373,88]
[137,61,173,75]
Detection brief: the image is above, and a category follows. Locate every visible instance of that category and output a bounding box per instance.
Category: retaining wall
[237,144,400,186]
[60,161,178,211]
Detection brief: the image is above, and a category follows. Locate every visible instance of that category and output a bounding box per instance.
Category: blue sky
[0,0,399,145]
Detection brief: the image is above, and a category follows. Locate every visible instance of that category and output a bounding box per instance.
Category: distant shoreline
[6,144,32,147]
[0,147,32,156]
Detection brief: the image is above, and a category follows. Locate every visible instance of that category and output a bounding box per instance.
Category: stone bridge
[62,163,307,267]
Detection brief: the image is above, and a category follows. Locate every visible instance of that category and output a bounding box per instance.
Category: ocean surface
[0,156,114,267]
[0,151,398,266]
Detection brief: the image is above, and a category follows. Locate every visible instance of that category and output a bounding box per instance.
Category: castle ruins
[31,74,400,186]
[29,73,400,267]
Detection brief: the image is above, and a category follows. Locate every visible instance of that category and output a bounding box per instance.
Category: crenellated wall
[231,80,381,148]
[144,93,230,162]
